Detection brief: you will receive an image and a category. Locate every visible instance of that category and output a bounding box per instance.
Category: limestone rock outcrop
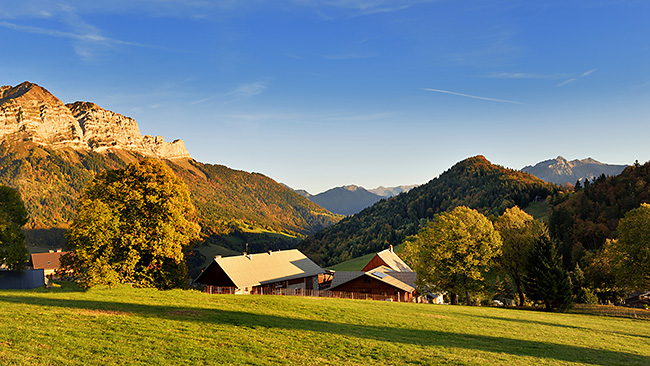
[0,81,190,160]
[0,82,84,148]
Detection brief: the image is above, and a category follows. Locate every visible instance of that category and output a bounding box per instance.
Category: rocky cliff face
[0,82,190,160]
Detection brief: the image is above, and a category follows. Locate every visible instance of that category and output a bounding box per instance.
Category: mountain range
[522,156,627,186]
[0,81,340,249]
[299,156,559,266]
[290,184,417,216]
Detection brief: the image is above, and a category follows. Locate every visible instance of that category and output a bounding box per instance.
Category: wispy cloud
[424,88,525,105]
[0,21,163,49]
[483,72,571,80]
[294,0,435,17]
[191,81,269,105]
[0,2,184,60]
[556,69,597,87]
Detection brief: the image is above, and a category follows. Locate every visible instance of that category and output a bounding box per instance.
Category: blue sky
[1,0,649,193]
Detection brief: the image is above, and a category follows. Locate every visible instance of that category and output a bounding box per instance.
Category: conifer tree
[524,235,573,310]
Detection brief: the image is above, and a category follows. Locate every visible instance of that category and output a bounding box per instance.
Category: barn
[194,249,325,294]
[362,245,413,272]
[327,265,416,301]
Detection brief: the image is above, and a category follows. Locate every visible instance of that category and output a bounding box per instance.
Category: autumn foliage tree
[63,159,201,289]
[494,206,546,306]
[406,206,502,305]
[611,203,650,291]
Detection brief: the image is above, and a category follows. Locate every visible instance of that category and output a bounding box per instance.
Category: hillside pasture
[0,283,648,365]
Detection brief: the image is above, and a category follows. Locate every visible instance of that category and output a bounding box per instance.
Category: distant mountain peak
[342,185,362,192]
[0,81,189,160]
[522,156,627,185]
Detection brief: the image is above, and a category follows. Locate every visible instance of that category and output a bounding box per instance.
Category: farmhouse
[194,249,325,294]
[327,265,416,301]
[323,246,418,301]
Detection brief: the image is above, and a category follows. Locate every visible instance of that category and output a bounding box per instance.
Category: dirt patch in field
[78,309,130,316]
[167,309,205,317]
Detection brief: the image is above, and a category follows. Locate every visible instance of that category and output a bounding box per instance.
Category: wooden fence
[202,285,411,302]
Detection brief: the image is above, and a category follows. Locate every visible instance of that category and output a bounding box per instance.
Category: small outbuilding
[194,249,325,294]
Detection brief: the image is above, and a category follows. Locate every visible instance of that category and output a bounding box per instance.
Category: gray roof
[329,266,415,293]
[197,249,324,289]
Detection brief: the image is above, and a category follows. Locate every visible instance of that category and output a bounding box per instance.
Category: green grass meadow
[1,283,648,365]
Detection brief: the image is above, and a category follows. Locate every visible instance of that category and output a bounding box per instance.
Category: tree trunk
[466,290,472,306]
[450,292,458,305]
[514,276,525,306]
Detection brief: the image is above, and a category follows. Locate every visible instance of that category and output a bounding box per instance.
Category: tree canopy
[611,203,650,291]
[405,206,502,305]
[0,186,29,271]
[63,159,201,289]
[494,206,546,306]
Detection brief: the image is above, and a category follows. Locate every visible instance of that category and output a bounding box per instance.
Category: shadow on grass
[0,294,648,365]
[473,312,650,341]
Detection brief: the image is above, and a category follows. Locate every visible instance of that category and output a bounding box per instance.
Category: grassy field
[1,283,649,365]
[524,201,551,221]
[327,252,374,271]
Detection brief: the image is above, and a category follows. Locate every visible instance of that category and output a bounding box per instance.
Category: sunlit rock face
[68,101,190,160]
[0,82,84,148]
[0,82,190,160]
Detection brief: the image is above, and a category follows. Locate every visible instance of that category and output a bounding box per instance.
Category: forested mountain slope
[548,160,650,264]
[299,156,559,266]
[0,81,339,248]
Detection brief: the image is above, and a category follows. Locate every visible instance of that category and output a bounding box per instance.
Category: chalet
[625,292,650,308]
[30,249,70,278]
[327,265,416,301]
[362,245,413,272]
[194,249,325,294]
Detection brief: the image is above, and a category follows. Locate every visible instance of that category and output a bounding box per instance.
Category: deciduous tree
[405,206,502,305]
[494,206,546,306]
[63,159,201,289]
[611,203,650,291]
[0,186,29,272]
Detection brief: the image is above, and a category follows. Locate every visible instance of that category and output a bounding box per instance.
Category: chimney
[389,245,393,252]
[268,250,272,255]
[214,255,222,259]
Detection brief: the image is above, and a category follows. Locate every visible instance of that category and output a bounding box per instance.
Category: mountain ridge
[522,156,627,185]
[0,81,340,249]
[0,81,189,160]
[299,155,559,266]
